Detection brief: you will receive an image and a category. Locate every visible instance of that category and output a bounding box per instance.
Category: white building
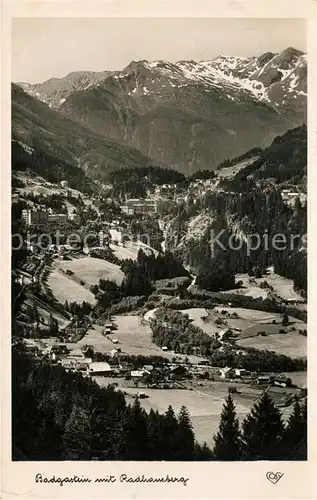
[219,367,234,379]
[234,368,250,377]
[131,370,150,378]
[88,362,113,376]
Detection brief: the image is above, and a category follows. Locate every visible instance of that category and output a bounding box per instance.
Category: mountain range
[15,47,307,177]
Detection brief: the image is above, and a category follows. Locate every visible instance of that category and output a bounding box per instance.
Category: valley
[11,43,308,462]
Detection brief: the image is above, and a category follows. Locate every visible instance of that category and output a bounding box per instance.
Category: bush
[109,296,147,315]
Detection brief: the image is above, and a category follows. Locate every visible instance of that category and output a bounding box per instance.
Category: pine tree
[48,313,59,335]
[282,398,307,460]
[173,406,195,460]
[147,409,165,460]
[241,392,284,460]
[62,405,91,460]
[162,405,179,460]
[213,395,241,460]
[34,413,62,460]
[119,399,149,460]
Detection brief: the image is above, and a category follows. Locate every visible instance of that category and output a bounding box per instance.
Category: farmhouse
[104,322,116,333]
[50,344,69,355]
[235,368,251,377]
[219,367,234,379]
[169,365,188,379]
[118,362,134,375]
[273,376,292,388]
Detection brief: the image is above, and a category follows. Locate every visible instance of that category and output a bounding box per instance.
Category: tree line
[12,345,306,461]
[109,165,187,200]
[213,392,306,460]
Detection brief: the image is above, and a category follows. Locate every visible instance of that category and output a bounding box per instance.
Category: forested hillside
[166,125,307,294]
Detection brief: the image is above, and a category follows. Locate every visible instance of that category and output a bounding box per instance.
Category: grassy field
[237,331,307,358]
[221,273,268,300]
[240,322,306,338]
[73,314,203,363]
[180,308,219,337]
[257,273,305,301]
[77,316,163,356]
[109,242,157,261]
[214,307,285,323]
[220,272,307,303]
[94,379,298,447]
[184,306,285,336]
[58,256,124,286]
[47,269,96,305]
[217,158,259,179]
[171,306,306,358]
[283,371,307,388]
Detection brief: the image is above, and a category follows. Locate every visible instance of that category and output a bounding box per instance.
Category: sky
[12,18,306,84]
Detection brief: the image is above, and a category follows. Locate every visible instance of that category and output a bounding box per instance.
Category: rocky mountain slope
[18,70,114,109]
[18,47,307,175]
[12,83,158,181]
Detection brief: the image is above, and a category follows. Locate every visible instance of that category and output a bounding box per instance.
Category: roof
[220,366,233,373]
[131,370,150,377]
[89,362,113,372]
[170,365,187,372]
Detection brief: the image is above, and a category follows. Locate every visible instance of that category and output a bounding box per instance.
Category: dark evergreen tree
[119,399,149,460]
[62,405,92,460]
[31,304,40,327]
[213,395,241,460]
[146,409,166,460]
[282,398,307,460]
[48,314,59,335]
[33,412,62,460]
[173,406,195,460]
[241,392,284,460]
[162,405,179,460]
